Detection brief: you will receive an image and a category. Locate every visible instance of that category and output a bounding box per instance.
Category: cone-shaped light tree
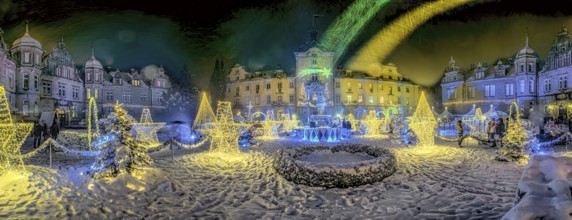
[193,92,216,129]
[409,91,437,146]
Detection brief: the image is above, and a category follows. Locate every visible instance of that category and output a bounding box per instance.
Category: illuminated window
[380,96,384,104]
[347,94,352,103]
[368,83,373,90]
[358,95,363,103]
[368,97,373,104]
[358,83,362,89]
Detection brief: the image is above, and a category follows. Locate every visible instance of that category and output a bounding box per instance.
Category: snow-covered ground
[0,134,530,219]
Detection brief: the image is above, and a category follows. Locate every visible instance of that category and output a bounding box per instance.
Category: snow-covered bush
[274,144,396,188]
[56,130,98,151]
[503,155,572,219]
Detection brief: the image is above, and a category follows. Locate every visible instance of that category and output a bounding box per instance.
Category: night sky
[1,0,572,89]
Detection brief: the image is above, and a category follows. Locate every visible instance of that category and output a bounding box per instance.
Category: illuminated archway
[87,89,99,150]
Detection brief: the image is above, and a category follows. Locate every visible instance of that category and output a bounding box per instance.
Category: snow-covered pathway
[1,136,525,219]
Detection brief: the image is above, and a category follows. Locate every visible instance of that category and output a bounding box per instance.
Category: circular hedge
[273,144,396,188]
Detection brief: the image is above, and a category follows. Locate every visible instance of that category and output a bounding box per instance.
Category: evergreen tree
[496,102,532,161]
[90,102,153,178]
[209,58,227,104]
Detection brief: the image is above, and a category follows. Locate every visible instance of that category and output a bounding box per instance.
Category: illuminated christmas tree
[496,102,531,161]
[363,110,382,136]
[91,102,152,178]
[193,92,215,129]
[409,91,437,146]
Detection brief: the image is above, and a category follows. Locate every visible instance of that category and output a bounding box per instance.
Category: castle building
[441,26,572,122]
[225,29,420,123]
[538,25,572,123]
[0,24,172,125]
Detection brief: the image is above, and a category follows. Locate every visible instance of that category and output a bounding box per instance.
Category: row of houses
[0,24,172,125]
[441,25,572,123]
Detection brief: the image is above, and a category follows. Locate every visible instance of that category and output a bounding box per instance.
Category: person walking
[487,119,496,147]
[32,120,42,149]
[50,122,60,140]
[456,120,464,147]
[495,118,506,147]
[42,120,50,142]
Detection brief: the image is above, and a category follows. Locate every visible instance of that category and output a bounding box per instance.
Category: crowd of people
[456,118,507,148]
[32,120,59,149]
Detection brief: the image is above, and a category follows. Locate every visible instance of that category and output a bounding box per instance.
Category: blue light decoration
[91,134,117,150]
[302,127,342,142]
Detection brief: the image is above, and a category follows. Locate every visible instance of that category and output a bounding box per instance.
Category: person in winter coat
[494,118,506,147]
[32,120,42,149]
[42,120,50,141]
[50,122,60,140]
[487,119,496,146]
[456,120,464,147]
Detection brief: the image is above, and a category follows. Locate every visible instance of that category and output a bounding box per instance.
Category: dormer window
[132,80,140,86]
[476,71,484,79]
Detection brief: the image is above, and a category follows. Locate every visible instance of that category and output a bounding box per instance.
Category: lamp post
[247,101,253,122]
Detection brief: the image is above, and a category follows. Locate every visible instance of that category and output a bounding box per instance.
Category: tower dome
[11,23,42,49]
[85,46,102,69]
[516,32,537,58]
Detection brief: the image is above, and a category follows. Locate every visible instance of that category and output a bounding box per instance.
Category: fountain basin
[274,144,396,188]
